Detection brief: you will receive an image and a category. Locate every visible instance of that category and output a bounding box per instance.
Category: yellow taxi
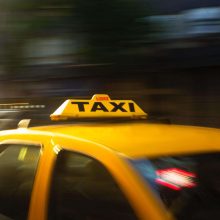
[0,94,220,220]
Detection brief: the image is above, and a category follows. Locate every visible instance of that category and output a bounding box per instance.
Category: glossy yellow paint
[32,122,220,157]
[0,121,220,220]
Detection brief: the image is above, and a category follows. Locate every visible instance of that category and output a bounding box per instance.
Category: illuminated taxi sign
[50,94,147,120]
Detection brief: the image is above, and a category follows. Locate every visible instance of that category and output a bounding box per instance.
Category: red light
[96,97,109,101]
[156,168,197,190]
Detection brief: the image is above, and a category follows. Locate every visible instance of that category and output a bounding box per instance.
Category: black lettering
[71,102,89,112]
[129,103,135,112]
[110,102,127,112]
[91,102,108,112]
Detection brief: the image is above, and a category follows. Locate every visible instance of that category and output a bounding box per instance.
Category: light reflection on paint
[53,145,61,154]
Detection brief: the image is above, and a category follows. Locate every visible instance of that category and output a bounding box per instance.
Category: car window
[0,144,41,220]
[48,150,138,220]
[131,152,220,220]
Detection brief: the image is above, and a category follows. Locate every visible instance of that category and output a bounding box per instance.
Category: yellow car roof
[31,122,220,158]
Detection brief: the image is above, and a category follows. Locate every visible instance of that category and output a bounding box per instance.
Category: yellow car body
[0,95,219,220]
[0,123,220,220]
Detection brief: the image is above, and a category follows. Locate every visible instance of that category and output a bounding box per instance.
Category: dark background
[0,0,220,128]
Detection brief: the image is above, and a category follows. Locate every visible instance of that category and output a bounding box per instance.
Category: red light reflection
[156,168,197,190]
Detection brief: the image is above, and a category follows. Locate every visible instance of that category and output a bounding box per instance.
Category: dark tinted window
[0,144,41,220]
[131,153,220,220]
[48,151,138,220]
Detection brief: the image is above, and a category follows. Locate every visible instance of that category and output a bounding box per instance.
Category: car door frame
[45,135,171,220]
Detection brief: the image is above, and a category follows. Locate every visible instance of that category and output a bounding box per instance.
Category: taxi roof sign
[50,94,147,121]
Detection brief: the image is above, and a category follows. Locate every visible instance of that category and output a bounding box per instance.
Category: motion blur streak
[0,1,219,129]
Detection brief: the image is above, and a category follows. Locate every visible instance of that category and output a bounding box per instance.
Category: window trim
[0,139,43,148]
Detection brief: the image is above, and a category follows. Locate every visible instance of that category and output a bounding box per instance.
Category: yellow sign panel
[50,94,147,120]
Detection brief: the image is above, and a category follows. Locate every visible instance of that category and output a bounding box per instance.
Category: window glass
[0,144,41,220]
[49,151,138,220]
[131,152,220,220]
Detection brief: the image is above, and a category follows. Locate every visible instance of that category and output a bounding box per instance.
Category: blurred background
[0,0,220,129]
